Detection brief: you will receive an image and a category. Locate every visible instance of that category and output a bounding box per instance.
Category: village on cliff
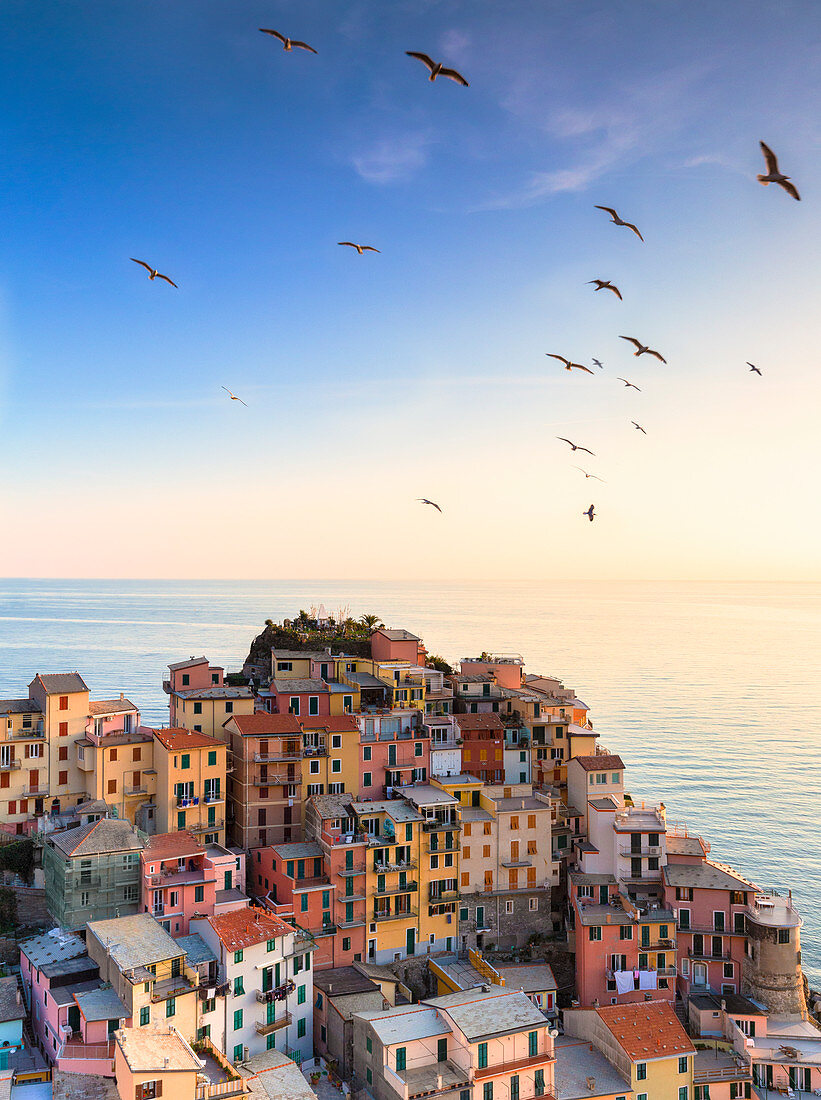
[0,611,816,1100]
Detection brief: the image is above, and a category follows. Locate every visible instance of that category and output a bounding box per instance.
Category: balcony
[255,1011,291,1035]
[74,875,101,889]
[373,858,417,873]
[253,752,301,763]
[428,887,459,902]
[21,785,49,798]
[256,981,295,1003]
[422,819,460,832]
[426,840,460,854]
[150,972,198,1002]
[125,785,148,796]
[474,1050,556,1080]
[678,922,744,937]
[0,760,21,771]
[373,908,417,923]
[337,865,367,878]
[620,846,663,858]
[189,820,224,834]
[177,796,200,807]
[688,948,731,961]
[60,1039,115,1064]
[8,724,45,739]
[312,923,338,937]
[376,881,418,897]
[252,775,292,787]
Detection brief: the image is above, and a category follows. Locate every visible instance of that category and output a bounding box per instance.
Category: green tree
[427,655,454,675]
[360,614,383,631]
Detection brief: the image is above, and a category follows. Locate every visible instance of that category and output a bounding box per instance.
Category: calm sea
[1,579,818,985]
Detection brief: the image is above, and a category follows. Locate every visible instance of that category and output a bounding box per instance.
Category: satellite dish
[549,1029,559,1038]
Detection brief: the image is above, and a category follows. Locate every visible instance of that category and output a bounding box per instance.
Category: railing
[376,882,418,897]
[423,819,460,832]
[0,760,21,770]
[21,786,49,797]
[255,1011,291,1035]
[7,725,45,739]
[429,887,459,902]
[426,840,460,853]
[474,1051,556,1080]
[374,859,417,873]
[74,875,101,889]
[253,752,301,763]
[619,846,662,857]
[312,923,338,936]
[195,1079,248,1100]
[688,948,731,961]
[60,1039,115,1062]
[678,923,743,937]
[190,820,224,834]
[125,785,147,796]
[256,981,294,1003]
[694,1065,752,1083]
[151,974,197,1001]
[373,908,417,923]
[253,775,291,786]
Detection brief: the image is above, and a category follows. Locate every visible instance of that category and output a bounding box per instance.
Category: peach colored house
[164,657,254,740]
[455,713,505,784]
[358,712,430,799]
[113,1025,202,1100]
[459,655,525,691]
[370,629,425,665]
[258,841,337,969]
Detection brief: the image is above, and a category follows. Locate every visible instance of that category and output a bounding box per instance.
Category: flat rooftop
[554,1037,630,1100]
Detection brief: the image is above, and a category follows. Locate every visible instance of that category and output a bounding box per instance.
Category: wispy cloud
[350,131,432,184]
[438,28,471,65]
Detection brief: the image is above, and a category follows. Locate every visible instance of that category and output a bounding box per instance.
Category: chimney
[15,990,21,1005]
[586,1079,596,1091]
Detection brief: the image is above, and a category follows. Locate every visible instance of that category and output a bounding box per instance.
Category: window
[778,929,790,944]
[58,770,68,786]
[366,1069,372,1085]
[309,697,319,716]
[589,926,602,941]
[331,759,341,773]
[297,1016,306,1038]
[478,1043,488,1069]
[679,1057,688,1073]
[636,1064,647,1081]
[225,701,233,713]
[234,950,243,964]
[194,886,204,903]
[679,1089,689,1100]
[233,1044,243,1062]
[528,1031,538,1057]
[58,746,68,761]
[483,1085,493,1100]
[535,1070,545,1096]
[363,772,372,787]
[208,750,217,766]
[396,1048,407,1072]
[342,937,351,951]
[620,925,633,940]
[234,977,244,996]
[724,962,734,978]
[181,754,191,769]
[289,697,300,715]
[59,695,68,710]
[59,721,68,737]
[298,984,306,1004]
[366,1037,372,1054]
[193,703,202,715]
[510,1077,519,1100]
[139,1006,150,1026]
[233,1009,243,1031]
[166,998,176,1018]
[135,1084,161,1100]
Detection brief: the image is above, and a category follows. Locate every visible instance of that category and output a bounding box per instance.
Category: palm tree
[360,613,383,632]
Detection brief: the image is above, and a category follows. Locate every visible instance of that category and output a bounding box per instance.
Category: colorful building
[224,713,303,850]
[358,712,429,799]
[165,657,254,739]
[151,727,228,845]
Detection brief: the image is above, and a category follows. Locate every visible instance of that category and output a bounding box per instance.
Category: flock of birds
[125,30,802,525]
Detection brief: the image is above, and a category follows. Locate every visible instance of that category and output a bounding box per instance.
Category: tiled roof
[49,818,143,858]
[228,713,302,736]
[88,698,138,716]
[86,914,181,971]
[167,657,209,672]
[662,860,757,891]
[172,686,253,700]
[205,907,293,951]
[572,754,625,772]
[298,714,359,732]
[376,629,420,642]
[271,678,329,694]
[0,698,41,714]
[151,726,224,751]
[309,793,356,820]
[272,842,323,860]
[32,672,88,695]
[595,1001,695,1060]
[0,975,26,1024]
[666,833,707,857]
[453,713,504,731]
[313,967,379,996]
[272,649,330,661]
[143,831,203,861]
[20,929,86,969]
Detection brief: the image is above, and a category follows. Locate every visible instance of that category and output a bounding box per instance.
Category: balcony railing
[426,840,460,853]
[21,786,49,797]
[60,1039,115,1062]
[256,981,294,1003]
[255,1011,291,1035]
[189,820,224,834]
[620,846,663,858]
[687,948,731,961]
[422,819,460,832]
[373,908,417,923]
[429,887,459,902]
[7,724,45,739]
[125,785,148,796]
[374,858,417,873]
[253,775,292,786]
[376,882,418,897]
[694,1066,752,1083]
[253,752,301,763]
[474,1051,556,1080]
[678,922,744,937]
[0,760,21,771]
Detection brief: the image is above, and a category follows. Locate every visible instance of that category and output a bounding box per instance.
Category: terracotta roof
[205,907,293,951]
[298,714,359,733]
[31,672,88,695]
[453,713,504,731]
[228,713,302,736]
[573,754,625,772]
[143,831,203,861]
[595,1001,695,1061]
[151,726,224,751]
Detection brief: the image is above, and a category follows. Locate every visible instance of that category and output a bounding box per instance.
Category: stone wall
[742,919,807,1016]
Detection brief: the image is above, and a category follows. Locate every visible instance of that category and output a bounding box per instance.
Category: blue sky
[1,0,820,578]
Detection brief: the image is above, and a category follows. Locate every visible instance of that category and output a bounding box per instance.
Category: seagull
[583,505,596,523]
[417,498,442,512]
[594,206,644,241]
[574,467,605,482]
[592,359,604,370]
[222,387,247,406]
[259,29,317,53]
[557,437,595,456]
[757,142,800,201]
[588,279,623,300]
[130,259,177,287]
[747,362,763,376]
[619,336,667,363]
[631,421,647,434]
[406,52,469,86]
[338,242,380,255]
[617,377,642,391]
[547,354,594,374]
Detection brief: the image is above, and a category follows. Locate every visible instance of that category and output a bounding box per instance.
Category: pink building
[20,930,122,1077]
[140,831,248,936]
[370,628,426,665]
[458,654,525,690]
[662,847,755,998]
[357,712,429,798]
[269,679,331,717]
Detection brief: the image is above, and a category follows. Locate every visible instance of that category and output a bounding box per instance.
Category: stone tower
[742,891,807,1017]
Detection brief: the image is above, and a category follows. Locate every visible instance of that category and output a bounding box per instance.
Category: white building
[425,717,461,779]
[190,905,314,1065]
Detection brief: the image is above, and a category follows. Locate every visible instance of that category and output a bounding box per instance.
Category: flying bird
[619,336,667,363]
[594,206,644,241]
[259,29,317,52]
[631,421,647,434]
[747,362,763,376]
[406,52,469,85]
[757,141,800,200]
[417,498,442,512]
[222,387,247,407]
[583,505,596,523]
[617,377,641,391]
[588,279,623,300]
[574,467,605,482]
[557,437,595,456]
[547,354,594,374]
[338,242,380,255]
[592,359,604,370]
[130,259,177,287]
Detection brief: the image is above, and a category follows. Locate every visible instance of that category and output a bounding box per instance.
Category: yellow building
[165,657,255,741]
[565,1001,695,1100]
[29,672,92,812]
[0,696,49,830]
[151,728,228,846]
[114,1024,202,1100]
[300,715,360,798]
[80,698,153,830]
[351,785,460,964]
[87,913,201,1042]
